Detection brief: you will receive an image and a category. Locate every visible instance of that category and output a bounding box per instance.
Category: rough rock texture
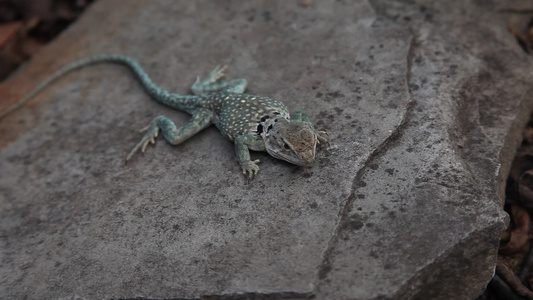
[0,0,530,299]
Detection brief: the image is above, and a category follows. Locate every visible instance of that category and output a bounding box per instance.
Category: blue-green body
[1,55,328,180]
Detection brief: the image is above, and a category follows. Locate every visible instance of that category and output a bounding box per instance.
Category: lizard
[0,54,329,179]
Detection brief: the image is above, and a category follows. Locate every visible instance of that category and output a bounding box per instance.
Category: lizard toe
[126,124,160,160]
[241,160,260,181]
[316,130,330,147]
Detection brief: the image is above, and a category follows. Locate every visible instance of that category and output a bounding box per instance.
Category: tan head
[262,119,317,166]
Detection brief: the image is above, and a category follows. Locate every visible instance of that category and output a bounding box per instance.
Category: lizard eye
[283,143,291,150]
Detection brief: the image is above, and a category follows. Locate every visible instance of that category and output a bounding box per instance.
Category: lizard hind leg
[191,65,248,95]
[126,109,214,161]
[193,65,227,89]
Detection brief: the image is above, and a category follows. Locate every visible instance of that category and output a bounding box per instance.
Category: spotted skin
[2,54,328,179]
[208,94,290,141]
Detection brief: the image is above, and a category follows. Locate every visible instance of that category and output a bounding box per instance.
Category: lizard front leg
[126,109,213,161]
[234,134,264,180]
[291,110,329,145]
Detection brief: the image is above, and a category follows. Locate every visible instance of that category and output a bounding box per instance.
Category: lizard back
[204,92,290,141]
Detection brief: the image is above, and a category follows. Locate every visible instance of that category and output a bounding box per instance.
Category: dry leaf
[500,205,531,256]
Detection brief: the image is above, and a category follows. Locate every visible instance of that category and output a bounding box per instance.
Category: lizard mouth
[297,149,315,166]
[267,148,315,166]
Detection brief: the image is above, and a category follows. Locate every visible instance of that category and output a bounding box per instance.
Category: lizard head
[262,119,317,166]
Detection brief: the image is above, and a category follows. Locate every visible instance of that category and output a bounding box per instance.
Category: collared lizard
[0,54,328,179]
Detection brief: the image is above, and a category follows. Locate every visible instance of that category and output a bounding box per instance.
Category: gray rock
[0,0,528,299]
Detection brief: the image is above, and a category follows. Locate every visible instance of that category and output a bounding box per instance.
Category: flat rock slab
[0,1,530,299]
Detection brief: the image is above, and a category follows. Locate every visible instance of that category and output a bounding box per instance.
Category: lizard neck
[260,116,288,137]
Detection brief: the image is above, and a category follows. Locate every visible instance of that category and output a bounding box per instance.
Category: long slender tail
[0,54,197,121]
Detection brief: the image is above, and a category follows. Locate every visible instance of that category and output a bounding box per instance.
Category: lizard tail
[0,54,197,121]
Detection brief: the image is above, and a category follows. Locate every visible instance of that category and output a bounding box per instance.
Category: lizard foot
[195,65,228,86]
[125,123,160,161]
[316,130,330,147]
[241,159,260,181]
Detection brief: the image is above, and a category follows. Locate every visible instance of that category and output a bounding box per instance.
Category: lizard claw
[316,130,330,147]
[126,123,160,162]
[139,124,151,133]
[210,65,228,82]
[241,159,260,181]
[193,65,229,90]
